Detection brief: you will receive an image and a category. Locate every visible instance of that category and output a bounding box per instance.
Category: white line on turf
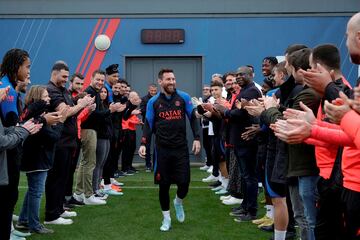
[17,186,211,189]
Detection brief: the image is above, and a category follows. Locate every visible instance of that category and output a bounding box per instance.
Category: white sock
[65,195,71,201]
[175,195,183,204]
[162,210,171,220]
[266,205,274,219]
[274,230,286,240]
[11,222,14,231]
[104,184,112,190]
[221,178,229,189]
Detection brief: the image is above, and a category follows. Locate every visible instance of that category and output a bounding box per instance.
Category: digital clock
[141,29,185,44]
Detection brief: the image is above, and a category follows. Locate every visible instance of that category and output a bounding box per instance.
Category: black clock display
[141,29,185,44]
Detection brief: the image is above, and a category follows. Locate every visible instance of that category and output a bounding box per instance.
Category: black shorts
[265,170,287,198]
[154,145,190,185]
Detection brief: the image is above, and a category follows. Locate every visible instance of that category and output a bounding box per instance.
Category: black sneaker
[229,208,248,217]
[68,196,85,206]
[145,167,152,173]
[114,170,125,178]
[130,167,139,173]
[124,170,135,176]
[209,180,222,188]
[15,222,29,230]
[32,225,54,234]
[231,205,242,211]
[234,213,257,222]
[260,224,274,232]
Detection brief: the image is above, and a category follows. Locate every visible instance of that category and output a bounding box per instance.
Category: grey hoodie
[0,120,29,185]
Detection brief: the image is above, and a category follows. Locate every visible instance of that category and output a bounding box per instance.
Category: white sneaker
[60,210,77,218]
[84,195,106,205]
[202,175,219,183]
[44,217,73,225]
[220,195,232,201]
[211,185,223,191]
[110,178,124,186]
[160,218,171,232]
[222,196,243,205]
[199,165,210,171]
[215,188,228,195]
[10,233,25,240]
[12,214,19,222]
[73,193,85,203]
[206,166,213,173]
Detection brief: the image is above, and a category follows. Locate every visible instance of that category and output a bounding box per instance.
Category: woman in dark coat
[17,86,63,234]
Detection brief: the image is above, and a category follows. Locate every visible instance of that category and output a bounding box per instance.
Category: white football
[94,34,111,51]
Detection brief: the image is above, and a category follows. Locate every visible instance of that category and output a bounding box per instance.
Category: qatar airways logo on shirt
[159,110,182,120]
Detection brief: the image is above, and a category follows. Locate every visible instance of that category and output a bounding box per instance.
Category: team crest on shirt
[175,101,180,106]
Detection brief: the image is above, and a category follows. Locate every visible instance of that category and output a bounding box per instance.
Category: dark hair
[0,48,30,86]
[273,61,288,76]
[92,69,106,78]
[288,48,312,71]
[246,65,254,72]
[118,78,128,86]
[222,72,236,84]
[285,44,308,55]
[70,72,84,83]
[148,83,157,88]
[263,57,278,66]
[52,62,69,73]
[210,80,224,88]
[312,44,341,70]
[158,68,174,79]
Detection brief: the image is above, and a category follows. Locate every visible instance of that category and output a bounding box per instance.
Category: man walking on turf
[138,68,201,231]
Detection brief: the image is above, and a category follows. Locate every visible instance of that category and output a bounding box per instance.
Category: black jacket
[224,82,262,146]
[47,81,77,148]
[140,93,153,122]
[260,77,304,183]
[81,86,111,131]
[20,101,63,172]
[141,90,200,148]
[96,101,113,139]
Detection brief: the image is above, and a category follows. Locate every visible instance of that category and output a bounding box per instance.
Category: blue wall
[0,16,356,90]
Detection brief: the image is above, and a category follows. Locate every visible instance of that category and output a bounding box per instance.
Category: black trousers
[234,144,258,215]
[0,154,20,240]
[341,187,360,240]
[212,136,225,177]
[45,146,74,221]
[65,139,81,197]
[315,177,345,240]
[121,130,136,172]
[202,128,213,167]
[103,134,124,185]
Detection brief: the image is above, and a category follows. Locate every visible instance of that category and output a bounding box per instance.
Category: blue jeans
[298,175,319,240]
[19,171,48,231]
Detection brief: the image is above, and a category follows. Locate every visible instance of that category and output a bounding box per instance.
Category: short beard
[164,86,175,95]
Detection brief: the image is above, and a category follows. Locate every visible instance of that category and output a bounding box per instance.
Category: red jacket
[122,114,140,131]
[310,77,352,179]
[306,117,360,192]
[77,107,91,139]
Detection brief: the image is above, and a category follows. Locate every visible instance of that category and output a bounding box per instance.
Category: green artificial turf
[15,167,272,240]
